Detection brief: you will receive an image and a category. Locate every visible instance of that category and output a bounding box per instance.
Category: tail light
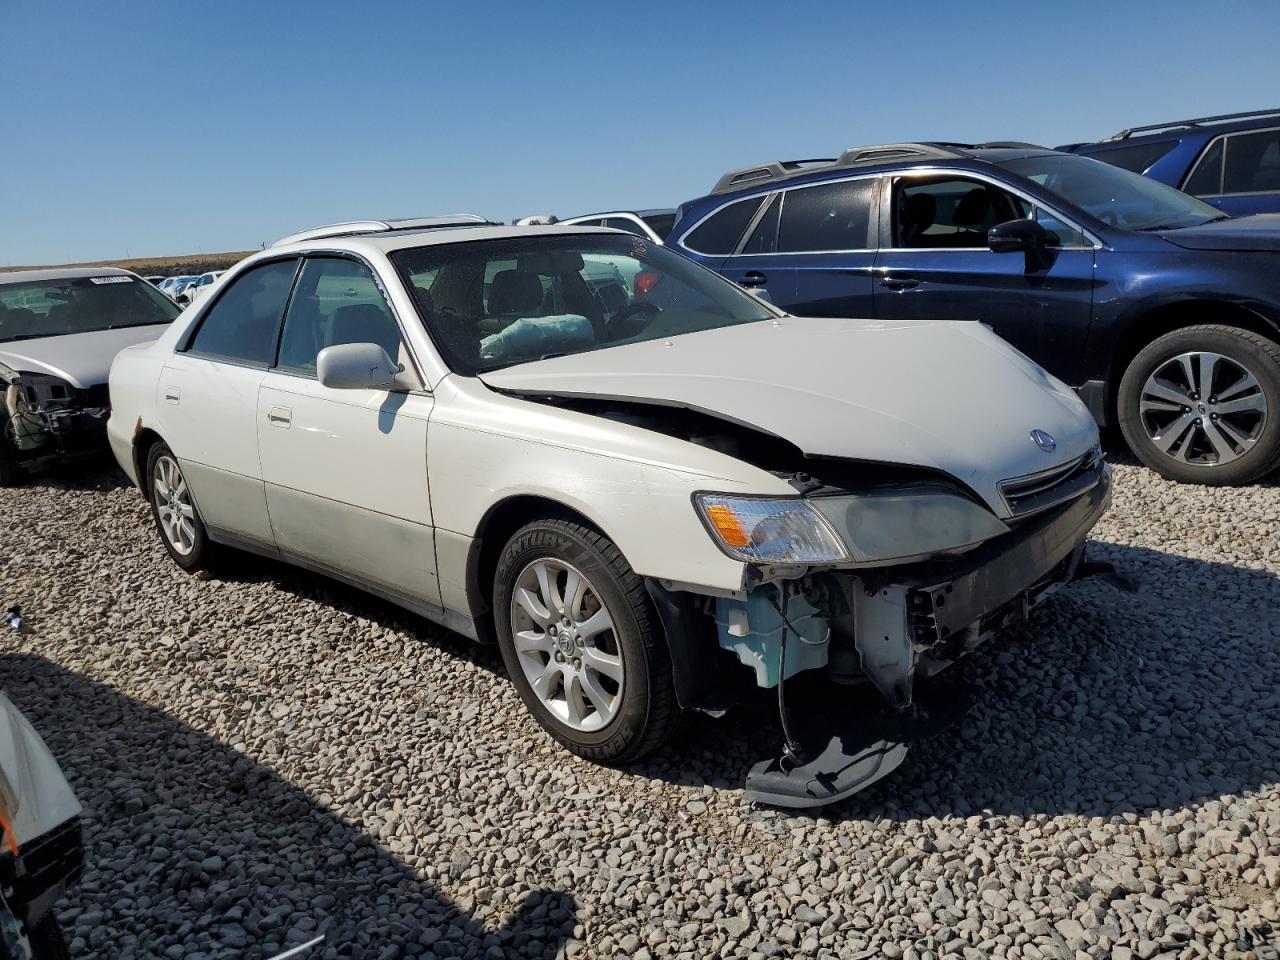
[633,270,661,297]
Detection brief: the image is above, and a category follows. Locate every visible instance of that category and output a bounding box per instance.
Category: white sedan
[108,219,1109,806]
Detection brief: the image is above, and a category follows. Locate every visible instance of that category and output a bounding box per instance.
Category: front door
[156,257,300,549]
[255,255,440,608]
[872,174,1096,384]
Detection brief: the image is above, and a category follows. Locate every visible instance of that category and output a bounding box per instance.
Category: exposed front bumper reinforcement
[745,471,1113,809]
[744,676,974,808]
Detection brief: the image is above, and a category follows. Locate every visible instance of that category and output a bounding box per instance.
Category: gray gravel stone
[3,461,1278,959]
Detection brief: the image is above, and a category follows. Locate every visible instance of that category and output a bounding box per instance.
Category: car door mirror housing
[987,218,1051,253]
[317,342,415,391]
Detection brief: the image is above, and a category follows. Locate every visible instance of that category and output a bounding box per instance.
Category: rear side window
[1086,140,1177,174]
[187,259,298,365]
[777,179,875,252]
[1222,129,1280,195]
[740,195,781,254]
[683,197,764,254]
[1184,139,1225,195]
[275,258,405,376]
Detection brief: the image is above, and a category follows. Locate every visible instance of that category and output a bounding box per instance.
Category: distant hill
[1,251,256,277]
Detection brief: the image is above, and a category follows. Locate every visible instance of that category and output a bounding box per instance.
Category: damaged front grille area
[999,446,1104,518]
[2,369,109,461]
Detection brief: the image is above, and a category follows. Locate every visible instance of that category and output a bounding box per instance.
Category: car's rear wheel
[1118,324,1280,485]
[493,517,679,763]
[146,441,217,571]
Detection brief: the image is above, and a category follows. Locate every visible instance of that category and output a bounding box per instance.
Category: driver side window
[894,177,1027,249]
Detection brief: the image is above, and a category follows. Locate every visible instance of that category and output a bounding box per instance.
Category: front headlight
[811,490,1009,563]
[695,495,850,563]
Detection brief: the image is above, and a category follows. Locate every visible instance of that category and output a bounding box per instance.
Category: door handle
[266,405,292,427]
[739,271,768,288]
[879,277,919,291]
[163,386,181,403]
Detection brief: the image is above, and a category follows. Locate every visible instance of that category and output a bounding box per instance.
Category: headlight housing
[695,494,849,564]
[696,488,1010,566]
[811,490,1009,563]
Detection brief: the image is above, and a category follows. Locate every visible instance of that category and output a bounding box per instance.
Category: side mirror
[987,218,1050,253]
[988,218,1056,270]
[317,342,411,391]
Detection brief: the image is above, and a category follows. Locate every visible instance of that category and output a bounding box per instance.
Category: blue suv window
[683,197,764,255]
[1185,139,1225,195]
[1087,141,1177,175]
[776,179,875,253]
[1222,129,1280,195]
[894,178,1024,249]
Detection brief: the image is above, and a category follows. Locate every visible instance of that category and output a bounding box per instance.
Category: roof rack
[1103,108,1280,141]
[271,214,490,247]
[709,143,973,195]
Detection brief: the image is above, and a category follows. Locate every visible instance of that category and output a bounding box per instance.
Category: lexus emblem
[1030,429,1057,453]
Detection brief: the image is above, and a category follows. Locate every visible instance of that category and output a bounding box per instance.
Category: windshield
[390,233,776,375]
[0,274,180,342]
[1000,154,1225,231]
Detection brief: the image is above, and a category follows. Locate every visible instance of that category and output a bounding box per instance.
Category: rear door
[871,173,1096,382]
[156,257,300,550]
[775,176,878,318]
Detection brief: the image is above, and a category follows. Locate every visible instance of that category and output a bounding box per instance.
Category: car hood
[478,317,1098,516]
[1159,214,1280,251]
[0,325,167,389]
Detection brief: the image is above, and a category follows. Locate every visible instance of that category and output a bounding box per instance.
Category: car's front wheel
[1118,324,1280,485]
[493,517,680,763]
[145,441,218,571]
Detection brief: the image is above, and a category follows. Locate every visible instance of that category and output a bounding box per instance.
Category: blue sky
[4,0,1279,265]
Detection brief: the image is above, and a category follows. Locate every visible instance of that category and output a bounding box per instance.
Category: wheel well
[466,495,604,643]
[1107,300,1280,422]
[132,427,164,489]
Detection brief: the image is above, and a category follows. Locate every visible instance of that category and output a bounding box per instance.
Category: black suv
[669,142,1280,485]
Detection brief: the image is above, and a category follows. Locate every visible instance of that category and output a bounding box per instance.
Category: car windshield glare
[1001,154,1224,232]
[390,234,777,375]
[0,275,180,342]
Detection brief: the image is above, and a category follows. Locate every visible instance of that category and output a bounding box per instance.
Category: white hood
[478,317,1098,515]
[0,325,167,389]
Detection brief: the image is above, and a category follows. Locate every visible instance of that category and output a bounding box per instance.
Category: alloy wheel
[153,455,196,555]
[1138,351,1268,467]
[508,558,624,732]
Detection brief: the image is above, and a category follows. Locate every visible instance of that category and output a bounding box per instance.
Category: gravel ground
[1,459,1278,960]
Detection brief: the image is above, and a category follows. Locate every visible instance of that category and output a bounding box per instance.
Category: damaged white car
[108,220,1111,806]
[0,268,180,485]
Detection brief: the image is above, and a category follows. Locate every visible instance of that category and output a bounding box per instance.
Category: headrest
[490,270,544,315]
[903,192,936,229]
[952,188,992,227]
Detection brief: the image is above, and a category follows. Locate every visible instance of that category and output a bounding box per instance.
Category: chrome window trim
[1180,125,1280,197]
[882,167,1102,251]
[730,193,779,256]
[676,195,769,257]
[682,171,883,258]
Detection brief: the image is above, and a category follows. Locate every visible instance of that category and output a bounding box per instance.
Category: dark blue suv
[1059,108,1280,217]
[668,142,1280,485]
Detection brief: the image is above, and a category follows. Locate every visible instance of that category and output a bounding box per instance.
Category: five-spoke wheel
[145,440,216,570]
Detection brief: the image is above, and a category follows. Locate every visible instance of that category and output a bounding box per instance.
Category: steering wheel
[605,300,661,339]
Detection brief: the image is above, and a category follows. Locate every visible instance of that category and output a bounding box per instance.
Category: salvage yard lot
[2,461,1278,959]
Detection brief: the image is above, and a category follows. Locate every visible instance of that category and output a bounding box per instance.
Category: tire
[145,441,219,571]
[493,517,680,764]
[1117,324,1280,485]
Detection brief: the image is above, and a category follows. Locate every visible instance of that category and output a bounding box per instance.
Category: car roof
[1074,108,1280,147]
[264,223,623,259]
[0,266,134,285]
[697,142,1056,201]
